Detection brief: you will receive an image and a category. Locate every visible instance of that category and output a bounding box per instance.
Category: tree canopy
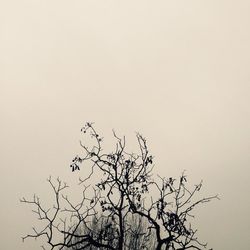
[21,122,218,250]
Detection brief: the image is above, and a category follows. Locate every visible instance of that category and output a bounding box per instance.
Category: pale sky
[1,1,250,249]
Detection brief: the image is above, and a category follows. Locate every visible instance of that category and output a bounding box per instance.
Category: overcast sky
[1,1,250,249]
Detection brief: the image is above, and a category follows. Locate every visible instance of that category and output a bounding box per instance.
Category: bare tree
[21,122,218,250]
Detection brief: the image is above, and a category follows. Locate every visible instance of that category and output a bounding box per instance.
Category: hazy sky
[1,1,250,249]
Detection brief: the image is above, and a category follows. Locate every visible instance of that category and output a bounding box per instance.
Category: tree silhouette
[21,122,218,250]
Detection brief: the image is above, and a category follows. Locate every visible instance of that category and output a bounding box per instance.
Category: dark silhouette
[21,122,218,250]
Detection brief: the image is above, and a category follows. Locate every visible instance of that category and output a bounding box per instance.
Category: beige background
[1,0,250,249]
